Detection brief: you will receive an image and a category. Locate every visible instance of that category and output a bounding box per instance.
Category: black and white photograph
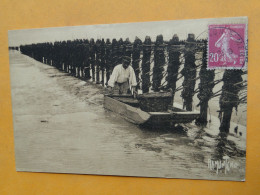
[8,16,248,181]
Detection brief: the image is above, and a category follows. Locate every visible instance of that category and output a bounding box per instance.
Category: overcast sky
[8,17,247,47]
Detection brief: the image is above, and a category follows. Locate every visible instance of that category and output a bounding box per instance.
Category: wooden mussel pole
[83,39,91,79]
[89,38,96,81]
[141,36,152,93]
[57,41,63,71]
[219,70,243,133]
[75,40,84,77]
[181,34,197,111]
[196,40,215,126]
[95,39,101,84]
[152,34,165,92]
[61,41,67,72]
[100,39,106,86]
[71,42,77,76]
[65,41,71,73]
[132,37,142,89]
[117,38,124,64]
[111,39,118,71]
[124,38,132,58]
[105,39,112,85]
[79,41,86,78]
[166,34,181,102]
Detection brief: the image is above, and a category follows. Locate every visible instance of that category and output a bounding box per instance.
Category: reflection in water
[206,132,246,175]
[212,132,246,160]
[140,124,188,135]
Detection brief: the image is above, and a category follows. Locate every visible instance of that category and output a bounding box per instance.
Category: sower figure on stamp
[107,56,137,96]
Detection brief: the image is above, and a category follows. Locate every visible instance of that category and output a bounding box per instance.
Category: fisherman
[107,56,137,95]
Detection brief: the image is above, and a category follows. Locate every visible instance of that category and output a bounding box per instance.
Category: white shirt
[108,64,137,87]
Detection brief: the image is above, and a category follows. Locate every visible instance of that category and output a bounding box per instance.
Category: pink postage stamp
[208,24,247,69]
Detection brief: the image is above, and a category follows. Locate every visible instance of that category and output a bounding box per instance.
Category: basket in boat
[137,91,173,112]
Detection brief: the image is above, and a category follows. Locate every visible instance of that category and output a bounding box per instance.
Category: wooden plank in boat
[104,95,150,124]
[113,97,139,105]
[149,111,200,115]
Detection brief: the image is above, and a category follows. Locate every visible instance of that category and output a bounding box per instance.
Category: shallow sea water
[10,51,246,181]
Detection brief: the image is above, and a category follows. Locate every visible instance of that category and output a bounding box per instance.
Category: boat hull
[146,111,200,126]
[104,95,200,126]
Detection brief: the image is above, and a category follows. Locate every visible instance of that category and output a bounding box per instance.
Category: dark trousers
[113,82,130,95]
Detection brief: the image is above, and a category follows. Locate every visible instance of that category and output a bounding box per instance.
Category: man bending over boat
[107,56,137,95]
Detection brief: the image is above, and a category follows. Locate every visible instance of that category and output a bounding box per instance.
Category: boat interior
[107,95,185,113]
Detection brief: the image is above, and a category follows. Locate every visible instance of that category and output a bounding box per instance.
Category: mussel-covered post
[41,43,47,64]
[95,39,101,83]
[181,34,196,111]
[132,37,142,89]
[69,41,75,73]
[75,41,84,77]
[105,39,112,84]
[59,42,64,70]
[117,38,124,64]
[32,44,37,61]
[61,41,67,71]
[219,70,243,133]
[74,41,80,76]
[124,38,132,58]
[41,44,46,63]
[53,42,58,70]
[70,41,76,76]
[79,41,86,77]
[46,42,53,65]
[55,42,62,70]
[166,34,181,102]
[196,40,215,126]
[89,38,96,81]
[83,39,91,79]
[111,39,118,71]
[152,35,165,92]
[100,39,106,86]
[67,41,72,72]
[44,43,49,64]
[141,36,152,93]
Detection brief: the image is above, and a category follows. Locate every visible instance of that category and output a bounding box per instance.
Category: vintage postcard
[8,16,248,181]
